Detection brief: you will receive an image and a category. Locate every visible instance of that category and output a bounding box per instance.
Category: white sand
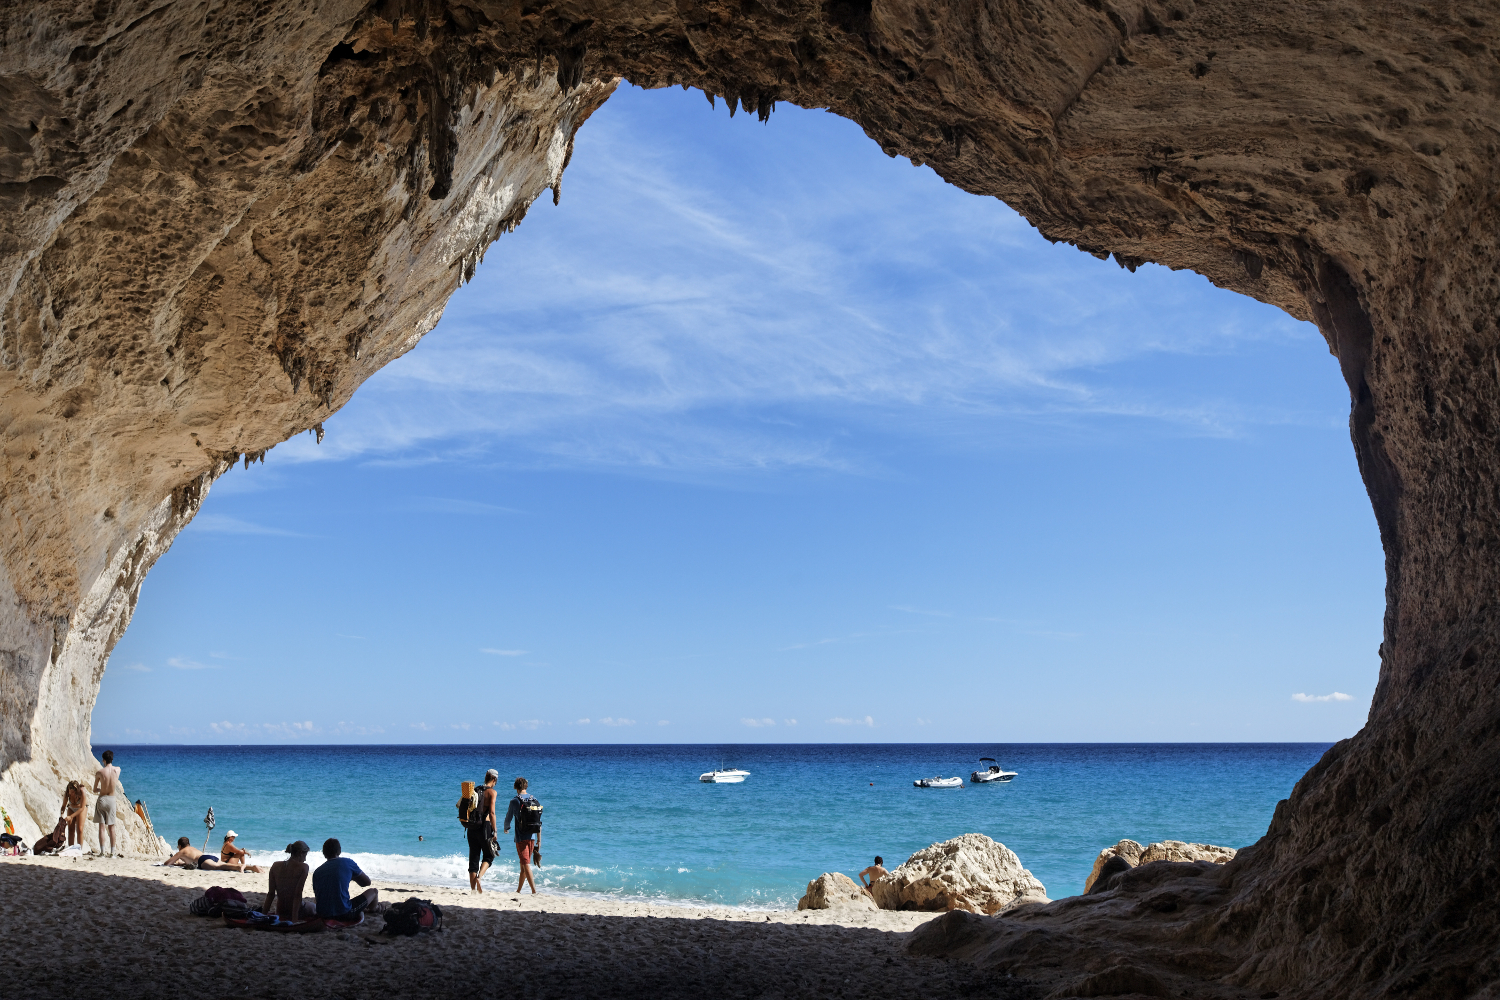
[1,853,1030,999]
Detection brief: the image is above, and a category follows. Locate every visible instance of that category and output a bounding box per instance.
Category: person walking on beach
[312,838,378,919]
[468,769,500,892]
[858,856,889,895]
[263,840,316,919]
[92,750,120,856]
[503,776,541,895]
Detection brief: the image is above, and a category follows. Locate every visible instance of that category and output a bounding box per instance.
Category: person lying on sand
[858,856,889,894]
[161,836,263,872]
[263,840,317,920]
[312,838,377,919]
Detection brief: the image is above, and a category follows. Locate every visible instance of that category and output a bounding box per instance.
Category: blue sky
[94,85,1383,745]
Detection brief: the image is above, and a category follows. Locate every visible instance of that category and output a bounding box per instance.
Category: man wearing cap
[263,840,315,920]
[467,769,500,892]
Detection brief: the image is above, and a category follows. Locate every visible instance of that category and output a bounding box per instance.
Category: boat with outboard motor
[913,776,964,788]
[970,757,1017,783]
[699,768,751,783]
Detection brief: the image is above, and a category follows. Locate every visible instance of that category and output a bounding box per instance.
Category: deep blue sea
[100,743,1328,908]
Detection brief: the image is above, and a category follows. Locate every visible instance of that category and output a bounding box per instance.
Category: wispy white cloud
[332,722,386,736]
[480,649,528,656]
[408,497,525,516]
[827,715,875,727]
[410,722,433,731]
[259,721,317,738]
[190,514,305,537]
[784,718,797,726]
[1292,692,1354,703]
[168,657,213,670]
[741,717,776,728]
[574,718,590,725]
[599,717,635,726]
[267,94,1319,476]
[450,722,471,730]
[209,720,245,733]
[120,662,151,672]
[657,720,670,726]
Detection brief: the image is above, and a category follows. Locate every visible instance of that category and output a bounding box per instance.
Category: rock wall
[2,1,1499,994]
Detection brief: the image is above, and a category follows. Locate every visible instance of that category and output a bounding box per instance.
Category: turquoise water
[102,742,1328,908]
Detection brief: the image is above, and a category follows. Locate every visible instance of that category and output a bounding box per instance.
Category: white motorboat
[699,768,751,783]
[971,757,1017,783]
[913,776,964,788]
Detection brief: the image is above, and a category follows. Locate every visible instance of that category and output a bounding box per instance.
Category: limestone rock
[871,834,1048,915]
[797,872,877,911]
[1084,839,1236,894]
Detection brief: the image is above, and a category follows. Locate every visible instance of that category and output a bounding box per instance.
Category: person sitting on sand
[263,840,317,920]
[161,836,263,872]
[312,838,378,919]
[858,856,889,894]
[220,830,251,867]
[62,781,87,848]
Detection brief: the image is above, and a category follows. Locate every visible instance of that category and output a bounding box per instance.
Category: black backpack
[382,897,443,936]
[515,795,543,836]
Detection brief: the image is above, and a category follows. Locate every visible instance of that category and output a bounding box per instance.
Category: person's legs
[96,821,105,854]
[515,838,536,893]
[106,823,116,854]
[467,826,483,890]
[347,887,378,915]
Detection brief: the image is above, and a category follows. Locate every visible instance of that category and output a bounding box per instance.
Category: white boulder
[797,871,879,910]
[870,833,1049,914]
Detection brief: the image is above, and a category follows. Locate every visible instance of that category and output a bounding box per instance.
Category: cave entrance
[96,84,1379,894]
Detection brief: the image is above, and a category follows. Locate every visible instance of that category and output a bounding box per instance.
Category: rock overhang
[2,2,1499,995]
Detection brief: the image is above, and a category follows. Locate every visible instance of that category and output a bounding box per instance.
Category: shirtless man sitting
[161,836,263,872]
[263,840,317,920]
[858,855,889,895]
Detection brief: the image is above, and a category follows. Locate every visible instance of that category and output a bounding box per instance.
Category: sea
[102,742,1329,909]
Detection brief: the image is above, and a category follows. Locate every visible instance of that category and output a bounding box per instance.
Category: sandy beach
[1,853,1035,999]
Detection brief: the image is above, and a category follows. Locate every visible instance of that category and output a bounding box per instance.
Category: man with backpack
[466,769,500,892]
[502,776,542,894]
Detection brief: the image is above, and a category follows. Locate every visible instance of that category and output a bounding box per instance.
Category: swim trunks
[92,794,117,825]
[198,854,220,869]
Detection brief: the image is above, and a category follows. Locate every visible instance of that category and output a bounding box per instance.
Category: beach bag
[515,795,543,836]
[31,817,67,856]
[192,885,248,917]
[382,897,442,937]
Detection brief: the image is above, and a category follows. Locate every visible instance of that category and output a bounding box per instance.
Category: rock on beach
[1084,839,1237,894]
[797,872,879,911]
[871,833,1049,915]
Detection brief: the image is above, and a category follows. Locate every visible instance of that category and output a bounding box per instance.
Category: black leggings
[467,824,496,873]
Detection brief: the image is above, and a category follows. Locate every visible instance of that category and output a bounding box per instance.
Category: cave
[3,1,1499,996]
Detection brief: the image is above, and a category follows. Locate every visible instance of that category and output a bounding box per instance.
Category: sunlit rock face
[2,1,1499,993]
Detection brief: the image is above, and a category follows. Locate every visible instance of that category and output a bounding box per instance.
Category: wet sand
[1,854,1037,999]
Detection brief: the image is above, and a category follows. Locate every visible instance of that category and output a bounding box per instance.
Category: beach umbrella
[201,806,215,851]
